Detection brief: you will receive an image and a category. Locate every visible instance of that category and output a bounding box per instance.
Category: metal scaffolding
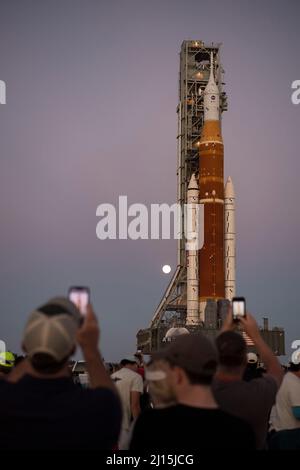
[153,41,227,326]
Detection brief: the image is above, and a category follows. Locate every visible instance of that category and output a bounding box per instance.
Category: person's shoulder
[213,378,247,391]
[112,367,137,379]
[126,368,141,379]
[249,374,278,393]
[111,368,123,378]
[285,371,300,383]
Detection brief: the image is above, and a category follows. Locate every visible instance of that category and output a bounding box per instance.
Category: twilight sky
[0,0,299,361]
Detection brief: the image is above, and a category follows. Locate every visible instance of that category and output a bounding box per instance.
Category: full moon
[162,265,171,274]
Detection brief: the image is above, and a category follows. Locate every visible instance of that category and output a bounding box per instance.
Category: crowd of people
[0,296,299,451]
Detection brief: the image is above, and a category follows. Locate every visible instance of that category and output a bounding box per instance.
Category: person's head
[247,352,258,365]
[120,358,138,372]
[105,362,114,374]
[289,361,300,376]
[112,363,121,374]
[22,297,81,376]
[246,352,258,371]
[145,359,177,408]
[216,331,247,376]
[0,351,15,375]
[152,333,218,400]
[134,351,143,367]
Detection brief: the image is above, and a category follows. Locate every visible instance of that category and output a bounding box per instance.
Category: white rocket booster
[186,173,199,325]
[224,176,236,300]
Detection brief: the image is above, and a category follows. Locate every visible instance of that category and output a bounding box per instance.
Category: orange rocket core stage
[199,120,225,301]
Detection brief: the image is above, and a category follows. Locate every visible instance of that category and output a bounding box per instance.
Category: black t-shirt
[130,404,256,450]
[0,374,121,450]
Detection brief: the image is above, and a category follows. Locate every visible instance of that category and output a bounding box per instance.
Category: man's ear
[172,366,184,386]
[177,367,187,385]
[21,343,27,354]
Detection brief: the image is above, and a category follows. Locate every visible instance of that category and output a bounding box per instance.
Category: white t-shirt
[271,372,300,431]
[111,367,143,432]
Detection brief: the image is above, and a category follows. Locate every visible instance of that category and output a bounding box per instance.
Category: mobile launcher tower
[137,41,285,355]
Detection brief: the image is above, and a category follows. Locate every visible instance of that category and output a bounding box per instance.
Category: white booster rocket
[224,176,236,300]
[186,173,199,325]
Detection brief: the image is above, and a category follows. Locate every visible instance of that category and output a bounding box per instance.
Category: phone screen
[232,297,246,320]
[69,287,90,316]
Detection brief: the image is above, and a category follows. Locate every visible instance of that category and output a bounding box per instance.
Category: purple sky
[0,0,299,361]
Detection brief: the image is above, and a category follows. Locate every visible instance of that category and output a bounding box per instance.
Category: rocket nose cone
[188,173,198,190]
[205,52,219,96]
[224,176,235,198]
[204,80,219,96]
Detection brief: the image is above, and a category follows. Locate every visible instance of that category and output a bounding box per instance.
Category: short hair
[167,359,217,386]
[30,353,68,374]
[216,331,247,368]
[146,360,176,407]
[184,361,217,386]
[120,359,137,367]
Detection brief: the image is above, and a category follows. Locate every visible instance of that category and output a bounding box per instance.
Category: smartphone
[232,297,246,321]
[68,286,90,316]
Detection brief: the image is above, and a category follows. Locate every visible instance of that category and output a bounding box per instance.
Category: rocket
[186,173,199,325]
[185,52,236,324]
[198,52,225,322]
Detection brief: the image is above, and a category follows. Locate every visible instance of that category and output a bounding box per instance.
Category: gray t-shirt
[212,375,278,449]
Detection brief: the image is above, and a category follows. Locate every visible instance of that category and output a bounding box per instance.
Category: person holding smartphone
[0,297,122,451]
[212,304,283,449]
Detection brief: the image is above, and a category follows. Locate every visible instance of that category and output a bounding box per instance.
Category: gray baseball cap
[153,332,218,376]
[23,297,81,362]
